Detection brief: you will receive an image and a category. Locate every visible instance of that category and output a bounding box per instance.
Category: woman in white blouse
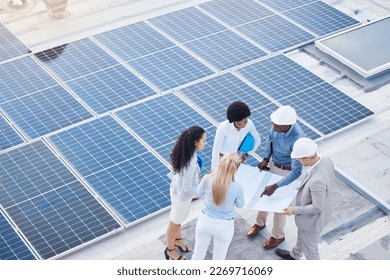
[192,152,245,260]
[211,101,260,171]
[165,126,207,260]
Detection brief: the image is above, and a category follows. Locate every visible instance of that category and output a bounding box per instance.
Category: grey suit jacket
[293,157,335,233]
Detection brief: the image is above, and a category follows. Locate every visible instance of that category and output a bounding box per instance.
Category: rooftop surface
[0,0,389,263]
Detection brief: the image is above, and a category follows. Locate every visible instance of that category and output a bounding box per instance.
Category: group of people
[165,101,335,261]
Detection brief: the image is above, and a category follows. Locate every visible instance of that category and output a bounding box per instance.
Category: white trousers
[192,212,234,260]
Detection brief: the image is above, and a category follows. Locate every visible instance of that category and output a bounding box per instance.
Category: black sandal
[164,247,185,260]
[174,238,191,252]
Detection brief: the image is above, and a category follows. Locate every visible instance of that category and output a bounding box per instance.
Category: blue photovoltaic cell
[0,24,29,62]
[148,7,226,43]
[36,39,157,114]
[179,73,273,123]
[259,0,318,12]
[127,46,214,91]
[184,30,267,70]
[115,93,215,173]
[0,211,36,260]
[283,1,359,36]
[49,115,172,224]
[236,15,315,52]
[237,55,324,100]
[2,86,93,139]
[0,141,121,259]
[0,56,59,104]
[279,83,374,135]
[94,21,175,61]
[200,0,273,27]
[0,115,24,151]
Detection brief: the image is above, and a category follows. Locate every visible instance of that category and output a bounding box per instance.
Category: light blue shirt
[262,123,305,187]
[197,175,245,220]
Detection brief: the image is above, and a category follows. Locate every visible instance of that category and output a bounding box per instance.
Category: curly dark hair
[170,126,205,174]
[227,101,251,123]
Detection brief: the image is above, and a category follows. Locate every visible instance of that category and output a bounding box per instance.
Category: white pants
[192,212,234,260]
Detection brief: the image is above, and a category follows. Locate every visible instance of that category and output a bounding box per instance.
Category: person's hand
[241,153,249,162]
[261,183,278,197]
[282,207,293,216]
[258,159,269,171]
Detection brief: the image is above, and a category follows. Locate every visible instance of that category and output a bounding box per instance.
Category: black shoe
[164,247,185,260]
[275,248,296,260]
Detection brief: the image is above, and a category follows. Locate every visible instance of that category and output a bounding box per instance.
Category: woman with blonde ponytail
[192,152,245,260]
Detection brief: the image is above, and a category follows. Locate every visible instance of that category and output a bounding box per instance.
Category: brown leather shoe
[247,224,266,237]
[263,236,285,250]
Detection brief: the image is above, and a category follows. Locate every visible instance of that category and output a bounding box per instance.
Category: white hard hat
[291,138,318,158]
[270,105,297,125]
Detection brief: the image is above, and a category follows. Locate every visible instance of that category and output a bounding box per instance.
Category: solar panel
[200,0,273,27]
[258,0,318,12]
[94,21,175,61]
[0,23,29,62]
[48,115,172,224]
[178,73,273,123]
[36,39,157,114]
[235,15,315,52]
[283,1,360,36]
[0,56,59,104]
[0,211,36,260]
[184,30,267,70]
[0,115,24,151]
[148,7,226,43]
[126,46,214,91]
[115,93,215,173]
[0,141,122,259]
[237,55,324,100]
[1,86,93,139]
[279,83,374,135]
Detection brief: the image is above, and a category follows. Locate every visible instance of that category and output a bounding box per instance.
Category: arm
[211,124,225,171]
[275,158,302,187]
[293,179,327,215]
[196,176,207,197]
[180,158,197,200]
[247,120,261,155]
[234,184,245,208]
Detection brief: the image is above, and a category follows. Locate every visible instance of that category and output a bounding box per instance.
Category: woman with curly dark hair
[165,125,206,260]
[211,101,261,170]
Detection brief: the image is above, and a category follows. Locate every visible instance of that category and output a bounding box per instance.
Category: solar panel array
[0,0,372,259]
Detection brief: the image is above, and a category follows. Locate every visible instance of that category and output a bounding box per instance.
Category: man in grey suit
[275,138,335,260]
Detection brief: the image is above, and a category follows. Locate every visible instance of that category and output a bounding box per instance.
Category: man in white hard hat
[247,105,305,251]
[275,137,335,260]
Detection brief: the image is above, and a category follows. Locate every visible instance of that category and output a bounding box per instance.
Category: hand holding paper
[235,164,300,213]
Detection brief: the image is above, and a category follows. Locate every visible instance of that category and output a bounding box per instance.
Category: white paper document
[235,164,300,213]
